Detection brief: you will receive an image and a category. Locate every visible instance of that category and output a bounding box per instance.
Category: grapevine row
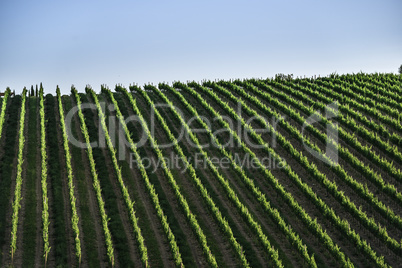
[39,87,51,265]
[337,73,400,95]
[286,79,402,146]
[184,81,390,267]
[10,88,27,261]
[107,86,219,267]
[280,77,402,149]
[335,76,402,111]
[167,81,352,267]
[307,79,402,134]
[99,87,184,267]
[349,73,402,96]
[314,77,401,118]
[0,88,10,140]
[301,78,402,145]
[130,84,257,267]
[214,80,402,254]
[261,80,402,181]
[154,82,323,267]
[56,87,82,263]
[276,79,402,188]
[87,86,150,267]
[242,80,402,210]
[71,87,115,266]
[213,80,402,250]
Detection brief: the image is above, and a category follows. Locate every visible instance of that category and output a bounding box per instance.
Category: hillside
[0,73,401,267]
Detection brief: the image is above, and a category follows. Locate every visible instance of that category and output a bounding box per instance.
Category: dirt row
[239,82,402,230]
[270,80,402,173]
[201,83,402,266]
[1,80,400,267]
[253,82,402,217]
[157,87,339,267]
[1,96,26,267]
[132,91,265,267]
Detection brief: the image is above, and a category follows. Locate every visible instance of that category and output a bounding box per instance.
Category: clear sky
[1,0,401,94]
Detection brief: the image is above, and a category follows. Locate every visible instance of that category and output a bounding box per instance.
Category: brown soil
[178,89,337,267]
[241,88,402,234]
[94,118,141,267]
[133,93,240,267]
[70,96,109,267]
[1,100,24,266]
[34,98,44,267]
[224,84,402,266]
[54,96,75,265]
[112,94,176,267]
[123,146,174,267]
[180,86,368,266]
[10,98,30,267]
[60,97,88,267]
[254,85,402,234]
[122,92,210,266]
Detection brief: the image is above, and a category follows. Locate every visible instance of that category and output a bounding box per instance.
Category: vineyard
[0,73,401,267]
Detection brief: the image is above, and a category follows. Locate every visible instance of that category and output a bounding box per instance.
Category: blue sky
[1,0,401,94]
